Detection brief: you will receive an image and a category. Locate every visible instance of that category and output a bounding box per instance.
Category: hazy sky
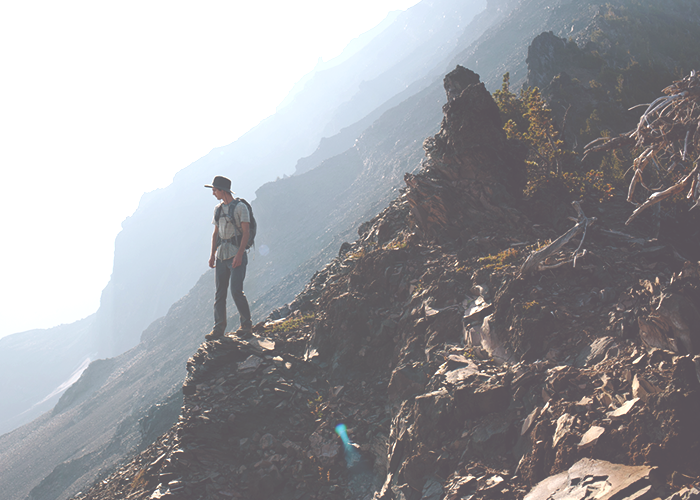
[0,0,421,339]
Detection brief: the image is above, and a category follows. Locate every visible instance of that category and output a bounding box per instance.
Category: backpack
[215,198,257,250]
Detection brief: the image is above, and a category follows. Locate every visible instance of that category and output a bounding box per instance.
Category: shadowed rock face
[70,62,700,499]
[71,54,700,500]
[526,31,570,91]
[407,65,527,243]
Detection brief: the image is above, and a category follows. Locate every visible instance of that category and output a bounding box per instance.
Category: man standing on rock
[205,176,252,340]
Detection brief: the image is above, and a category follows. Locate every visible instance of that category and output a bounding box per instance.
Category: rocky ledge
[73,67,700,500]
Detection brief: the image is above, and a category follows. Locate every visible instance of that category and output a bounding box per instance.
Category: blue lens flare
[335,423,349,443]
[335,423,360,467]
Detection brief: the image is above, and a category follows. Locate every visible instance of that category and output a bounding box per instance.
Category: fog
[0,0,420,339]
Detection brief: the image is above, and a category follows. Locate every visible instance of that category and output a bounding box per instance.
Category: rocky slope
[71,67,700,500]
[5,1,700,499]
[0,272,217,500]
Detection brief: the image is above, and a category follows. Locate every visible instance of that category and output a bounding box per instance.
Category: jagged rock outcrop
[72,62,700,500]
[526,31,570,91]
[406,66,527,243]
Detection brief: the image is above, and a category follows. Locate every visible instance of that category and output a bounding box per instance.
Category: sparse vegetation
[129,468,147,492]
[454,264,472,274]
[265,313,316,334]
[307,393,324,420]
[530,239,552,252]
[411,280,425,296]
[384,238,408,251]
[493,74,615,203]
[477,247,520,271]
[347,248,366,260]
[347,242,378,260]
[585,71,700,224]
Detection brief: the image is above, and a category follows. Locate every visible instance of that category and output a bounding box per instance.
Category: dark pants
[213,254,252,334]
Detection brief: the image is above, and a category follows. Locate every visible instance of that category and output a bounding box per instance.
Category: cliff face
[71,67,700,500]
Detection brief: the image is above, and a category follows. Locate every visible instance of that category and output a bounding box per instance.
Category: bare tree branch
[583,72,700,224]
[520,201,596,276]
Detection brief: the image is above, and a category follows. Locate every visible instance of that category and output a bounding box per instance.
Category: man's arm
[209,226,219,268]
[232,222,249,268]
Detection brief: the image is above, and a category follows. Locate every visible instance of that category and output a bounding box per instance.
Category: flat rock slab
[525,458,658,500]
[463,296,493,324]
[578,426,605,450]
[445,361,480,384]
[608,398,640,419]
[237,355,263,372]
[575,337,617,368]
[250,338,275,351]
[552,413,576,448]
[521,407,541,436]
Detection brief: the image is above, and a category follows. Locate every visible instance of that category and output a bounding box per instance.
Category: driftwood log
[583,71,700,225]
[520,201,596,275]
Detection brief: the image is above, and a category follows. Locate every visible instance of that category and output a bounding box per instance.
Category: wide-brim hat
[205,176,233,194]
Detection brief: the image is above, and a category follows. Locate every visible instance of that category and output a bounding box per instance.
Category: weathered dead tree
[520,201,596,275]
[583,71,700,225]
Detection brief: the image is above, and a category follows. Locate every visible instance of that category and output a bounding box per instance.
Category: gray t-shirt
[213,200,250,260]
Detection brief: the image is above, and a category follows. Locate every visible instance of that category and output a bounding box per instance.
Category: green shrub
[477,248,520,271]
[266,313,316,334]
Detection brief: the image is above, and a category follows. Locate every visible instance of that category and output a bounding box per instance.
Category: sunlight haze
[0,0,420,338]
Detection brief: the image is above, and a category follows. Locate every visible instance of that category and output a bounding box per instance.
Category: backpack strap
[216,200,248,247]
[215,200,239,223]
[230,199,247,247]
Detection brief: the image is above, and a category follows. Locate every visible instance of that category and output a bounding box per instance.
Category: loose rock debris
[73,68,700,500]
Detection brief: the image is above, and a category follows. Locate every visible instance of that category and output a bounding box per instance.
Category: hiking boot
[234,325,253,339]
[205,330,224,340]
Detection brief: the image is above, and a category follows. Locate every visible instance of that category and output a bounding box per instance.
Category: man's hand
[210,227,219,269]
[232,252,243,268]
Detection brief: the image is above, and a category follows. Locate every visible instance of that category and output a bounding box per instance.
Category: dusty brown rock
[525,458,661,500]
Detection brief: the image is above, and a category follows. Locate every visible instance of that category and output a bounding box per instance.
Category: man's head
[204,175,233,200]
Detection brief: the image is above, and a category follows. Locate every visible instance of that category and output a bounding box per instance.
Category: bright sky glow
[0,0,420,339]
